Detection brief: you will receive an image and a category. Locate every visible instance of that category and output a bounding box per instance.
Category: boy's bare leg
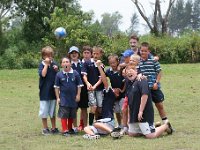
[81,108,88,127]
[115,113,122,127]
[155,102,168,123]
[42,118,48,129]
[84,126,95,135]
[93,122,112,133]
[50,117,56,129]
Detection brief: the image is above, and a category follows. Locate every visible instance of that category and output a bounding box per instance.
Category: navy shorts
[58,106,76,119]
[150,89,164,103]
[78,86,89,108]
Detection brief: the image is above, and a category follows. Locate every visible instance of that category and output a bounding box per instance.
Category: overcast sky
[79,0,169,34]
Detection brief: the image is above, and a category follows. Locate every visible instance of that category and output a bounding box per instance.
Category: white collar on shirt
[62,68,73,74]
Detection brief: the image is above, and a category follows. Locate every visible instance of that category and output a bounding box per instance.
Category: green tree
[192,0,200,30]
[0,0,16,54]
[100,11,122,37]
[14,0,76,43]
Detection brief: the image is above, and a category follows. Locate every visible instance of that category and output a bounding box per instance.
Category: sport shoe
[51,128,59,134]
[68,129,76,134]
[155,121,162,127]
[42,128,51,135]
[63,132,70,137]
[83,134,100,140]
[111,131,121,139]
[166,122,173,134]
[120,127,128,135]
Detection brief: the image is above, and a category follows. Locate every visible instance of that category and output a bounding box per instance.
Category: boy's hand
[96,60,102,67]
[44,57,51,65]
[136,74,147,81]
[75,95,80,102]
[152,82,158,90]
[86,82,93,91]
[53,65,58,71]
[138,111,143,122]
[113,88,120,97]
[56,98,60,105]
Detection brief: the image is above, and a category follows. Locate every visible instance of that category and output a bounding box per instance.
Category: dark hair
[82,45,93,54]
[93,46,104,54]
[141,42,149,48]
[60,57,70,64]
[108,54,119,62]
[130,34,139,41]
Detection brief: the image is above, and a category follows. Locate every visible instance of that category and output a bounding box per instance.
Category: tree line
[0,0,200,69]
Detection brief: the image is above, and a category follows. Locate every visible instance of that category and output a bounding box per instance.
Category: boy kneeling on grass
[83,60,121,140]
[124,64,173,139]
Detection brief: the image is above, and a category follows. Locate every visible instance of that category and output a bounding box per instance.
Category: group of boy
[38,34,173,140]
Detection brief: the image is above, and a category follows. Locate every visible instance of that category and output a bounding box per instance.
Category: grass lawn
[0,63,200,150]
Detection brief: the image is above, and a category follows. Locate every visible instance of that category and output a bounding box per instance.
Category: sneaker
[111,131,121,139]
[120,127,128,135]
[155,121,162,127]
[73,127,79,133]
[42,128,51,135]
[51,128,59,134]
[63,132,70,137]
[83,134,100,140]
[68,129,76,134]
[166,122,173,134]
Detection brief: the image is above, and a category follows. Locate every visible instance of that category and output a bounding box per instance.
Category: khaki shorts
[114,98,124,113]
[90,118,115,135]
[88,90,103,107]
[128,122,155,135]
[39,100,56,118]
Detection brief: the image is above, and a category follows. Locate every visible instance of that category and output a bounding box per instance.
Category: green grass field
[0,64,200,150]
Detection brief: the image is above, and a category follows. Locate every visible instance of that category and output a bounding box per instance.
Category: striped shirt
[139,58,161,88]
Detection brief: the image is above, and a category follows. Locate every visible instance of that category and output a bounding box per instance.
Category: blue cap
[121,49,134,57]
[68,46,79,53]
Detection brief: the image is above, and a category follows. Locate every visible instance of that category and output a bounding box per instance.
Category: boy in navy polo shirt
[125,64,173,138]
[139,42,173,127]
[106,54,125,128]
[54,57,83,135]
[68,46,82,132]
[81,46,104,125]
[83,60,121,140]
[38,46,59,135]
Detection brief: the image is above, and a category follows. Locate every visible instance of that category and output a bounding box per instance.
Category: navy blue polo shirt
[126,79,154,124]
[101,88,115,119]
[71,60,82,75]
[106,68,125,99]
[54,69,83,108]
[81,59,104,91]
[138,58,161,88]
[38,60,58,101]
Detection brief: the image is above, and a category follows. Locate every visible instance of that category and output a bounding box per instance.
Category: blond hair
[130,54,140,62]
[41,46,54,59]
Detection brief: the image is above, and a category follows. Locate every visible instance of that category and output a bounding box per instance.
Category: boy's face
[43,53,53,61]
[140,46,149,59]
[129,39,138,50]
[61,58,71,71]
[124,56,130,64]
[126,68,137,81]
[83,50,92,60]
[69,51,79,61]
[129,58,139,66]
[108,58,118,70]
[93,50,102,61]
